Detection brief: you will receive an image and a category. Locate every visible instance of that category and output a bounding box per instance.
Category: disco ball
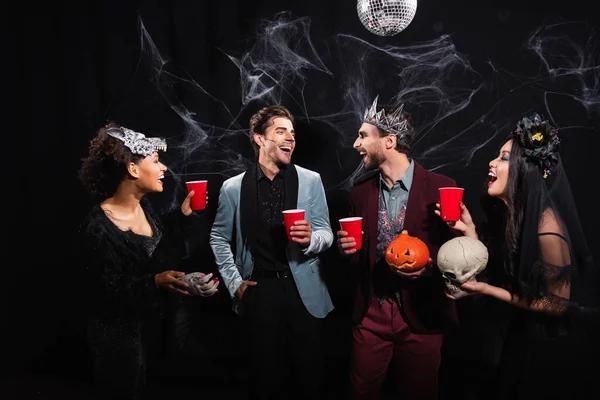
[357,0,418,36]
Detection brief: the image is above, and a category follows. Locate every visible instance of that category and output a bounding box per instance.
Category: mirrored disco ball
[357,0,418,36]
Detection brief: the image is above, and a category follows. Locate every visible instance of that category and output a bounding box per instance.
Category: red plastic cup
[186,180,207,210]
[282,209,305,241]
[438,187,464,222]
[339,217,363,250]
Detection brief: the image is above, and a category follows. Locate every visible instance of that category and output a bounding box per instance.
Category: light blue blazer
[209,165,334,318]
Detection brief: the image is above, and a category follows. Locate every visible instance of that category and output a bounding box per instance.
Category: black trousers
[242,274,325,400]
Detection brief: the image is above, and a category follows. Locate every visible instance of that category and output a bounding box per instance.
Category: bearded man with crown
[336,96,459,400]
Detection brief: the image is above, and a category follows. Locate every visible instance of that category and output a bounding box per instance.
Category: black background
[12,0,600,398]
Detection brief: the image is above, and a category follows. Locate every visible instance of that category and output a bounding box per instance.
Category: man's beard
[364,150,385,170]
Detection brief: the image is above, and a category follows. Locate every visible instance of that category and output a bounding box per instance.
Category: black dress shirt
[253,164,290,272]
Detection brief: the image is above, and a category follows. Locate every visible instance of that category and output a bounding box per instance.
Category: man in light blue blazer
[210,105,334,400]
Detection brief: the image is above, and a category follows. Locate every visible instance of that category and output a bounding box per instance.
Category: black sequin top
[75,197,196,322]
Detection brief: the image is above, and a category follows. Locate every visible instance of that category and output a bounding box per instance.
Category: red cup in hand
[339,217,363,250]
[438,187,464,222]
[282,209,305,241]
[186,180,207,210]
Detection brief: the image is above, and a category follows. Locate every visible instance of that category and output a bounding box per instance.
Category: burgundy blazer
[348,162,459,333]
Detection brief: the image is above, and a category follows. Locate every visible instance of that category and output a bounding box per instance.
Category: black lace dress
[490,231,598,400]
[76,198,196,399]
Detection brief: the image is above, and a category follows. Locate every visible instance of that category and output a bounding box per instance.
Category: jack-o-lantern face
[385,230,430,272]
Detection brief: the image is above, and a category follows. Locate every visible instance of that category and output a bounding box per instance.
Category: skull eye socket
[444,272,457,280]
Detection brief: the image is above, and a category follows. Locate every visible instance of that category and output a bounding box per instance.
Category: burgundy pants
[349,296,443,400]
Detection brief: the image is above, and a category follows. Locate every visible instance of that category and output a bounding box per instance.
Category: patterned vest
[373,190,407,303]
[376,191,407,260]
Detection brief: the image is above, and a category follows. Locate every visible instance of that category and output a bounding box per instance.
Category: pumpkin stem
[401,230,408,235]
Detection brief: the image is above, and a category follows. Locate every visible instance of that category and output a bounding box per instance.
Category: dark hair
[481,132,559,298]
[248,105,295,155]
[481,114,597,316]
[374,104,414,155]
[78,121,142,199]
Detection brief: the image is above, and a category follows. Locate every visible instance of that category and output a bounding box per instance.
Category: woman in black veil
[437,113,599,399]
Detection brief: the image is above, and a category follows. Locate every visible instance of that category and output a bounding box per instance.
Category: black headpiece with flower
[512,113,560,178]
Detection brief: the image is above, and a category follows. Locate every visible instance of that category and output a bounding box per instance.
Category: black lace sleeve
[524,232,572,314]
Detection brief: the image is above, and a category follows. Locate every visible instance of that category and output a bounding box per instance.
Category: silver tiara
[363,96,410,138]
[106,127,167,157]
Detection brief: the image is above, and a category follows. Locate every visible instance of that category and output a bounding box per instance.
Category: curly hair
[248,105,295,155]
[79,122,143,199]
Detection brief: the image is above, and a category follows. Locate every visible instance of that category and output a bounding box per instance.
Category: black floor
[1,309,356,400]
[5,294,599,400]
[1,352,354,400]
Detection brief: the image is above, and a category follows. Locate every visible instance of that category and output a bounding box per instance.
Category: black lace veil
[483,114,598,322]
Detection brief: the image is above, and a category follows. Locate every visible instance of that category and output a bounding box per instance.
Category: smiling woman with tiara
[75,122,219,399]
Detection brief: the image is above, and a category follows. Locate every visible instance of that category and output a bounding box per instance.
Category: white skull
[437,237,488,298]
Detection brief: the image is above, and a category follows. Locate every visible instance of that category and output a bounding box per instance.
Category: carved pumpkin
[385,230,430,272]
